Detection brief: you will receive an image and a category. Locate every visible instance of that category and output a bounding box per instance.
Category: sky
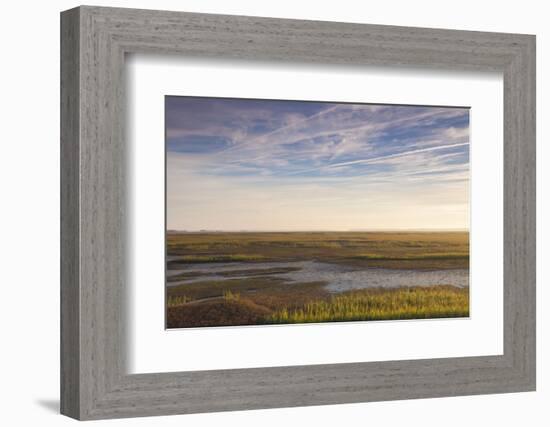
[166,96,469,231]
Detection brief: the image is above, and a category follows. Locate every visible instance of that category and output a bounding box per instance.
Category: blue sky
[166,96,469,231]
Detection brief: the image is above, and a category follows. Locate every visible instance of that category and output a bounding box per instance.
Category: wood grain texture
[60,7,80,419]
[60,5,536,420]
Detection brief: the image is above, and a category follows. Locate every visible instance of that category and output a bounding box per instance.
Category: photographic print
[165,96,470,329]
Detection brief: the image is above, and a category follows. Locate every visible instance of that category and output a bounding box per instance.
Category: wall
[0,0,546,425]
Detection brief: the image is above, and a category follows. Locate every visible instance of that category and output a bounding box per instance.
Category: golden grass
[266,286,469,324]
[222,289,241,302]
[166,285,469,328]
[166,295,190,307]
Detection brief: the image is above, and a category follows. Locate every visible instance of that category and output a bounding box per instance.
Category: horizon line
[167,228,469,233]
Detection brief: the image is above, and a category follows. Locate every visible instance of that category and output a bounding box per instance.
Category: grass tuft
[166,295,190,307]
[223,289,241,302]
[265,286,469,324]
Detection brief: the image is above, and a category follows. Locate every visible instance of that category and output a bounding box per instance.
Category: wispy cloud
[166,97,469,231]
[290,142,470,175]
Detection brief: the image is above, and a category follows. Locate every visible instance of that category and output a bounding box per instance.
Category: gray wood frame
[60,5,536,420]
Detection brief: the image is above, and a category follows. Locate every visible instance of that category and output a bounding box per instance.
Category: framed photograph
[164,97,471,329]
[61,6,536,420]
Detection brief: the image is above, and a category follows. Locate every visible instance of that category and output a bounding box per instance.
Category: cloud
[166,97,469,231]
[290,141,470,175]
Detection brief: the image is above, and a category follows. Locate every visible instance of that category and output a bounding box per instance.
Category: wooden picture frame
[60,5,536,420]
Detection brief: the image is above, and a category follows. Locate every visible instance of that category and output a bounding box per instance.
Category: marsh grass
[165,231,470,328]
[166,295,190,307]
[168,276,293,301]
[166,285,469,328]
[166,231,469,269]
[266,286,469,324]
[223,289,241,301]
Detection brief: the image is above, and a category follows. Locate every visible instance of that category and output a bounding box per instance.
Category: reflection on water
[167,260,469,292]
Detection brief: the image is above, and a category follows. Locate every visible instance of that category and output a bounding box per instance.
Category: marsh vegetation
[166,231,469,328]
